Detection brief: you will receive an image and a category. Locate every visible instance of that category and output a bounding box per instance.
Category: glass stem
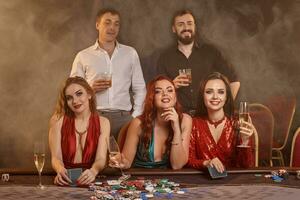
[120,167,125,176]
[38,171,42,186]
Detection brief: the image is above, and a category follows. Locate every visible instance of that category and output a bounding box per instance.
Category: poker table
[1,167,300,199]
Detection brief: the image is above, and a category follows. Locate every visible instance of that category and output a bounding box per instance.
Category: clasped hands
[54,167,96,186]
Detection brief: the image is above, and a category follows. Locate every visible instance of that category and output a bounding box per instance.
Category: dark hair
[172,9,196,26]
[195,72,234,118]
[96,8,120,22]
[54,76,97,117]
[139,75,183,151]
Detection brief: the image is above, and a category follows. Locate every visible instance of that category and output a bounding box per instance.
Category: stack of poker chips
[264,169,289,183]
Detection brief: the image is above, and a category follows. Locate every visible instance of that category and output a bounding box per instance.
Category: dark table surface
[1,167,300,199]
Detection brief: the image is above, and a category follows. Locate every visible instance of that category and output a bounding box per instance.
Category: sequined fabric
[61,113,101,169]
[187,117,254,169]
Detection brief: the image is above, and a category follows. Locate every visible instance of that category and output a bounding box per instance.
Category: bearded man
[157,10,240,116]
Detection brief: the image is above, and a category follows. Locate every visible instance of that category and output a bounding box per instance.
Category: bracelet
[171,138,183,145]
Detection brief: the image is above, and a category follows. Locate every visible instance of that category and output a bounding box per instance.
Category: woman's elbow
[171,164,182,170]
[171,158,188,170]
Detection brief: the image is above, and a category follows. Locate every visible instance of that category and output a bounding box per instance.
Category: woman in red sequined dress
[187,72,255,173]
[49,77,110,185]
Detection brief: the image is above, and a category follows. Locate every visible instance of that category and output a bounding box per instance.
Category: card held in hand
[67,168,82,186]
[207,166,227,179]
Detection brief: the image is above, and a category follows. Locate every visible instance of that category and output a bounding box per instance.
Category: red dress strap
[61,113,101,169]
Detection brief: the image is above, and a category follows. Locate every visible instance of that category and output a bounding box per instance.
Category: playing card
[67,168,82,186]
[207,166,227,179]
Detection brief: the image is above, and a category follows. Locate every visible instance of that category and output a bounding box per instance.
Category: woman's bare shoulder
[49,114,63,128]
[182,113,192,122]
[99,115,109,125]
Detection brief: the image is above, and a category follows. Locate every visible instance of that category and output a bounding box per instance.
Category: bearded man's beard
[177,30,195,45]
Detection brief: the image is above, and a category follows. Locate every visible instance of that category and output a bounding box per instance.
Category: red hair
[139,75,183,151]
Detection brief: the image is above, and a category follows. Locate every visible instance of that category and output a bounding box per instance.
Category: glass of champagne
[34,142,45,189]
[237,102,250,147]
[107,136,131,182]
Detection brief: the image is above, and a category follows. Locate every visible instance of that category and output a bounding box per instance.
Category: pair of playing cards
[67,168,82,186]
[207,166,227,179]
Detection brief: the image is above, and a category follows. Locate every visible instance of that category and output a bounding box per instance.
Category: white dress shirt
[70,41,146,117]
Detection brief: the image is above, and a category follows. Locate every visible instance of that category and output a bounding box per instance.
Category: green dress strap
[133,123,169,168]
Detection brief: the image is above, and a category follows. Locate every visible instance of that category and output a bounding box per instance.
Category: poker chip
[95,182,102,186]
[264,174,272,178]
[273,179,283,183]
[254,174,262,177]
[145,193,154,198]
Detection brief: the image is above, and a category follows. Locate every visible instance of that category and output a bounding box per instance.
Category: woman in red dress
[187,72,255,173]
[49,77,110,185]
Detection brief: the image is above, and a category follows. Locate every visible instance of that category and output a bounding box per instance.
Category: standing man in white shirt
[70,8,146,138]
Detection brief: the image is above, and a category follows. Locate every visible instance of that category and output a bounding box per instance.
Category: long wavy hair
[139,75,183,152]
[54,76,97,118]
[195,72,234,118]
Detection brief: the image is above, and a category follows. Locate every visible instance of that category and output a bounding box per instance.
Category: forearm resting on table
[170,136,188,169]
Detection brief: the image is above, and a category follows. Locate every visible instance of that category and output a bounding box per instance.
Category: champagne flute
[237,102,250,148]
[34,142,45,189]
[107,136,131,182]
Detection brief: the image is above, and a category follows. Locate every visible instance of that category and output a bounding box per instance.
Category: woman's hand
[161,107,180,129]
[77,169,96,185]
[54,167,72,186]
[109,152,127,169]
[239,120,254,144]
[205,157,225,173]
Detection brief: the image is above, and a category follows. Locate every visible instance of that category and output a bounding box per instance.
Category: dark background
[0,0,299,168]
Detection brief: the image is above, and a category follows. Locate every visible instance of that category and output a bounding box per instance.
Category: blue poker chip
[167,193,173,199]
[272,175,284,181]
[154,192,162,197]
[273,179,283,183]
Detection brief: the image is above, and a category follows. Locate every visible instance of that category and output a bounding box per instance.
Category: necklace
[75,127,87,136]
[75,126,88,152]
[207,116,226,128]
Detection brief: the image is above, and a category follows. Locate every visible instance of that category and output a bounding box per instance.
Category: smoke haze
[0,0,299,168]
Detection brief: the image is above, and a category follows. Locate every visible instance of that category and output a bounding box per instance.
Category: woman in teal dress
[110,75,192,169]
